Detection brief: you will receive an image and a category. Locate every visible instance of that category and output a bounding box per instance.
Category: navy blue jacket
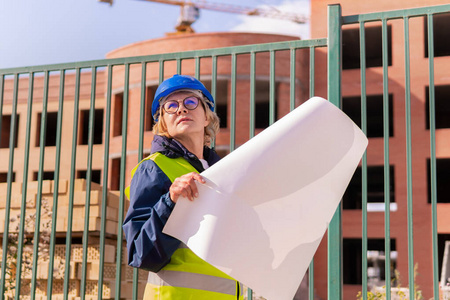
[122,135,221,272]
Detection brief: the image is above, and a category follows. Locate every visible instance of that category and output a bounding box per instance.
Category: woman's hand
[169,172,206,203]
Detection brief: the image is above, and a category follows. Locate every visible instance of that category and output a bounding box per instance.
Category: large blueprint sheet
[163,97,368,300]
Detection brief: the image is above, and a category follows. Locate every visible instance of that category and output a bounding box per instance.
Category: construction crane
[99,0,308,33]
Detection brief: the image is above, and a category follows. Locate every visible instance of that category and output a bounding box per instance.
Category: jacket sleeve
[122,160,181,272]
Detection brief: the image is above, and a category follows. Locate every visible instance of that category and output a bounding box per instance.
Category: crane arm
[137,0,308,24]
[98,0,308,24]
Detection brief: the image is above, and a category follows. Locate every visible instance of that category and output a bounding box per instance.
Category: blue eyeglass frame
[162,96,201,114]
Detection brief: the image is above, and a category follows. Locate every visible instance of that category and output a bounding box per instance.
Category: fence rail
[0,32,327,300]
[1,3,450,300]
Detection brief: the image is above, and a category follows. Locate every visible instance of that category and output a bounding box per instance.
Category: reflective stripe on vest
[127,152,243,299]
[147,270,243,296]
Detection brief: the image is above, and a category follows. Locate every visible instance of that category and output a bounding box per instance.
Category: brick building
[1,1,450,299]
[0,32,307,299]
[310,0,450,299]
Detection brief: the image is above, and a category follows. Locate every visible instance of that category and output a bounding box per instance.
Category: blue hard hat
[152,74,214,120]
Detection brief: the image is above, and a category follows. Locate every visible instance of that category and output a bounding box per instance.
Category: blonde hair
[152,95,220,146]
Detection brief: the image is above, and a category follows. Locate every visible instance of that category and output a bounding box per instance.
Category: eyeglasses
[162,96,200,114]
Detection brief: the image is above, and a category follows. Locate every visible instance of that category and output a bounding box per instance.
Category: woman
[123,74,243,299]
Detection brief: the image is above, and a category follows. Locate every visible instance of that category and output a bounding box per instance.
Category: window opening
[425,13,450,57]
[254,80,278,129]
[343,94,393,138]
[0,172,15,182]
[36,112,58,147]
[145,86,155,131]
[33,171,55,181]
[438,234,450,284]
[426,85,450,129]
[343,238,397,286]
[202,80,228,128]
[80,109,104,145]
[343,25,392,70]
[111,158,121,190]
[77,170,101,184]
[1,114,19,148]
[113,93,123,137]
[343,165,395,210]
[427,158,450,203]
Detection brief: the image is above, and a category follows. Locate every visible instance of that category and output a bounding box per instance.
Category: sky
[0,0,310,69]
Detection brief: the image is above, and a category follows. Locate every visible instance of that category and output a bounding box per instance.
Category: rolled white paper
[163,97,368,300]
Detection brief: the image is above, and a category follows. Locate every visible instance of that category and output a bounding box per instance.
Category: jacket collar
[151,135,220,172]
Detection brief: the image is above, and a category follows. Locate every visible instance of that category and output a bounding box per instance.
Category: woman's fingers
[190,173,206,184]
[169,172,205,203]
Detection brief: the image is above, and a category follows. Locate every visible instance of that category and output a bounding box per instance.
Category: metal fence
[339,4,450,300]
[1,3,450,300]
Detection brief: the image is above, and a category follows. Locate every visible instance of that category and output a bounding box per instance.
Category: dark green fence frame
[339,3,450,300]
[1,3,450,300]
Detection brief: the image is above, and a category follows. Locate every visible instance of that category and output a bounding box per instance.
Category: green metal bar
[0,39,328,75]
[176,58,182,74]
[381,18,391,300]
[139,69,148,222]
[211,56,217,149]
[159,60,164,84]
[269,50,276,126]
[139,63,147,160]
[7,74,22,300]
[309,47,315,98]
[80,67,98,300]
[115,63,130,300]
[289,48,296,111]
[211,56,217,109]
[249,52,256,139]
[46,70,66,299]
[308,46,315,300]
[327,4,343,300]
[327,6,342,109]
[98,65,113,300]
[131,264,139,299]
[29,71,50,300]
[403,16,415,300]
[22,73,34,299]
[230,54,237,152]
[427,13,440,300]
[0,26,338,299]
[195,57,200,79]
[308,261,314,300]
[131,62,148,300]
[62,68,81,300]
[245,50,259,300]
[359,20,368,300]
[343,3,450,24]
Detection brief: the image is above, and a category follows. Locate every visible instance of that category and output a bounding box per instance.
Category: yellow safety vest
[127,152,244,300]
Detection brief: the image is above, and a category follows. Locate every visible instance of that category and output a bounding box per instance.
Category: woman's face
[161,91,209,141]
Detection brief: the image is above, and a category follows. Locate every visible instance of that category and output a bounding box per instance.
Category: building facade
[310,0,450,299]
[0,32,308,299]
[2,1,450,299]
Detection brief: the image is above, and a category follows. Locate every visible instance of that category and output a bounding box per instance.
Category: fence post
[327,4,343,300]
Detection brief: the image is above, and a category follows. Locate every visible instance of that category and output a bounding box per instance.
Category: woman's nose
[177,105,188,114]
